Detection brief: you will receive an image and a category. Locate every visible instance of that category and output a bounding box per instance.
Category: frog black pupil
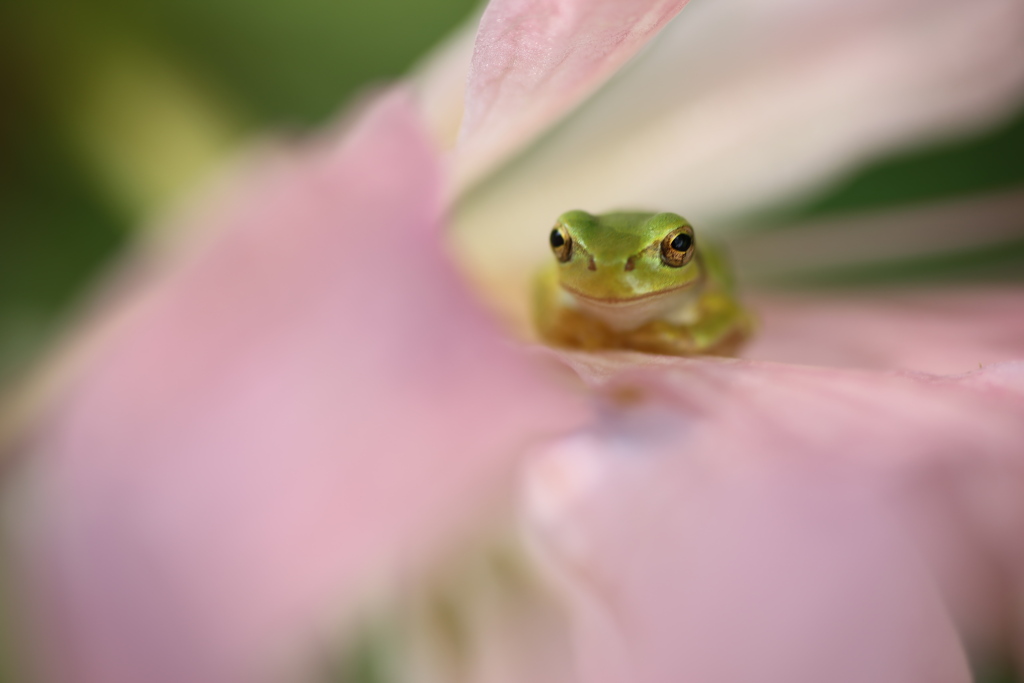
[671,233,692,252]
[550,229,565,248]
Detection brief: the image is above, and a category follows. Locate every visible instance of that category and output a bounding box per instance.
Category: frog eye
[660,227,695,267]
[550,226,572,262]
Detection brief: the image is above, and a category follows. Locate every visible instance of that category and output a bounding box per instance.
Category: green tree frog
[534,210,754,356]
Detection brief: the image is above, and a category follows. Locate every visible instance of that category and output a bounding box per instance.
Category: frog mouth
[559,281,697,305]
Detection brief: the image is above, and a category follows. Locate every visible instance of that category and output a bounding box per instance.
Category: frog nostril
[624,258,635,272]
[588,257,597,271]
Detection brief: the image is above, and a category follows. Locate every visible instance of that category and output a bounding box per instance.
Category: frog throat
[558,279,704,332]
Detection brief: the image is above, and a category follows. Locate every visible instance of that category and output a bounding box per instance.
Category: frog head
[548,210,703,302]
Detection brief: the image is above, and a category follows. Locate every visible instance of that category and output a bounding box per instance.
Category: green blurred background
[1,0,1023,391]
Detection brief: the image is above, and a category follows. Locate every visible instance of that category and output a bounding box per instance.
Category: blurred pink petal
[21,91,589,683]
[731,189,1024,282]
[526,356,1024,681]
[408,9,481,150]
[746,287,1024,374]
[456,0,691,188]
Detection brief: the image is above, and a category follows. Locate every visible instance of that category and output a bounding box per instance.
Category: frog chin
[559,283,701,332]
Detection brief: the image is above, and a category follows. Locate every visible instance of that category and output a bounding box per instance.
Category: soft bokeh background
[1,0,1024,680]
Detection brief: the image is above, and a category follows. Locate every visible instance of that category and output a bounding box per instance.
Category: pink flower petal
[746,287,1024,375]
[20,91,589,683]
[456,0,691,188]
[408,9,481,150]
[525,355,1024,681]
[730,190,1024,283]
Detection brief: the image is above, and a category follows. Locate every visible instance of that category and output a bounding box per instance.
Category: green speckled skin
[534,210,754,356]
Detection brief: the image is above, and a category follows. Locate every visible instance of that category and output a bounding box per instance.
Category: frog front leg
[533,267,619,350]
[686,290,755,356]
